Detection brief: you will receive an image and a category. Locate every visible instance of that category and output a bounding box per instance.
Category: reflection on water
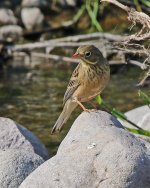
[0,58,149,156]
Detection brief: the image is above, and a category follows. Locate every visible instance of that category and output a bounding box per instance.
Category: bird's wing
[63,64,80,105]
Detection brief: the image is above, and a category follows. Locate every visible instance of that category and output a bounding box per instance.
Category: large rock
[19,111,150,188]
[121,105,150,131]
[0,9,17,25]
[0,117,49,160]
[21,0,48,8]
[0,25,23,41]
[21,7,44,30]
[0,149,44,188]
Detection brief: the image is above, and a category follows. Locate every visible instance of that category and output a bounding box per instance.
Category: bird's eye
[85,51,91,58]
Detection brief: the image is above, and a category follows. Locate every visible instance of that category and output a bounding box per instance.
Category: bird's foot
[84,108,97,113]
[90,109,97,112]
[73,98,98,113]
[83,108,91,113]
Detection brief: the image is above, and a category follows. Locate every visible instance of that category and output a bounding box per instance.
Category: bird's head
[72,45,104,65]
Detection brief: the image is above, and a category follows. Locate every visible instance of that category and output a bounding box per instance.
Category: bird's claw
[84,108,97,113]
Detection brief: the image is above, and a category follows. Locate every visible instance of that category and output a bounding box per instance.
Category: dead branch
[113,42,150,57]
[7,32,125,51]
[101,0,150,41]
[128,60,148,70]
[13,51,146,69]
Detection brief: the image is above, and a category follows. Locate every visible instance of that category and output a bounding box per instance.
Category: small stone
[21,7,44,30]
[0,25,23,41]
[21,0,48,8]
[0,8,17,25]
[59,0,77,7]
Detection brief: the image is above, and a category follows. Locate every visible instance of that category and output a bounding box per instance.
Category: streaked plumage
[51,45,110,134]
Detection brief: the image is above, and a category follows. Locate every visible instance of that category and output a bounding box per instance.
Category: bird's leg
[72,97,91,113]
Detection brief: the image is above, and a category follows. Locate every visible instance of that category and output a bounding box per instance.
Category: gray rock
[0,149,44,188]
[121,105,150,131]
[21,7,44,30]
[59,0,77,7]
[19,111,150,188]
[0,117,49,160]
[21,0,48,8]
[0,9,17,25]
[0,25,23,40]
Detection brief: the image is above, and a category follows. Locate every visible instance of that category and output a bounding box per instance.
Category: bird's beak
[72,52,80,59]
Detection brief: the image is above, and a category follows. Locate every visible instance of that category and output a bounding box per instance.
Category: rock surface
[0,149,44,188]
[21,7,44,30]
[0,25,23,40]
[121,105,150,131]
[20,111,150,188]
[0,8,17,25]
[0,117,49,160]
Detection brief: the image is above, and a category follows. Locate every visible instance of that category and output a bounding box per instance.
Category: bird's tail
[51,100,77,134]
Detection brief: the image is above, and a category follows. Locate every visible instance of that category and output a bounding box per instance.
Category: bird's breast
[73,65,109,102]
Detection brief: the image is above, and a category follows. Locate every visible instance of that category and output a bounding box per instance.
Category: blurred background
[0,0,149,156]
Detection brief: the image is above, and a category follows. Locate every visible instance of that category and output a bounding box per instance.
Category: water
[0,57,149,156]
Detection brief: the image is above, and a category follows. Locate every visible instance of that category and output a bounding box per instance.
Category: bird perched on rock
[51,45,110,134]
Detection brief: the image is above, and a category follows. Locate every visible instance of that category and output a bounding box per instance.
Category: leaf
[138,90,150,105]
[96,95,102,105]
[140,0,150,7]
[86,0,103,31]
[127,128,150,137]
[111,108,127,121]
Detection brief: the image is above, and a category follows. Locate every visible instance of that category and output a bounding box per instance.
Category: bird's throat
[80,59,97,66]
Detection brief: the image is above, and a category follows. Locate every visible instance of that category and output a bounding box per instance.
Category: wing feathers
[63,64,80,104]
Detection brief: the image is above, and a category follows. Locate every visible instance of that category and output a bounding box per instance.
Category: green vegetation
[140,0,150,7]
[138,90,150,107]
[72,0,103,31]
[127,128,150,137]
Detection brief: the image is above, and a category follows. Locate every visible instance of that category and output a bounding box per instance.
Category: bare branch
[7,32,125,51]
[101,0,150,41]
[138,67,150,86]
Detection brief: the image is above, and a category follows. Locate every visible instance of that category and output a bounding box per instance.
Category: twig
[101,0,129,11]
[114,43,150,57]
[138,67,150,86]
[127,60,148,70]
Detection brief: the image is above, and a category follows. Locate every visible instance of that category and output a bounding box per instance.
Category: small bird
[51,45,110,134]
